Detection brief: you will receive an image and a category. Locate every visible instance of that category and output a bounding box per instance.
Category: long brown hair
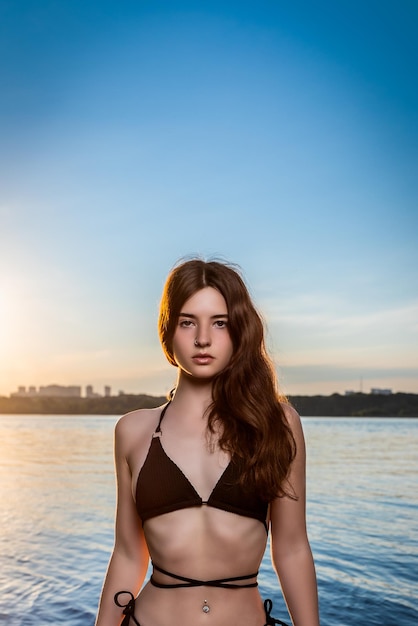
[158,258,296,501]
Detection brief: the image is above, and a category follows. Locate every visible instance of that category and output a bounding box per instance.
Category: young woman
[95,259,320,626]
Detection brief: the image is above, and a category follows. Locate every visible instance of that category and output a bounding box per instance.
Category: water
[0,415,416,625]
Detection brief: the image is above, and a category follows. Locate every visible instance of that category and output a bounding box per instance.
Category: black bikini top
[135,403,268,530]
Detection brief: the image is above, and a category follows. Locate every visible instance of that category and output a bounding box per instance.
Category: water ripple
[0,415,417,626]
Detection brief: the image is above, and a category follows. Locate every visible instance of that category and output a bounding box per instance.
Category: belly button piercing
[202,599,210,613]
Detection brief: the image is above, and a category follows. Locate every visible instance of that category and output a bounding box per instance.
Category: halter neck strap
[155,401,171,434]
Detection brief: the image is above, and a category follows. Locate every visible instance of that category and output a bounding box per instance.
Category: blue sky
[1,0,417,397]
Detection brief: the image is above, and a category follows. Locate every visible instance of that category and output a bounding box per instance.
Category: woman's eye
[179,320,193,327]
[214,320,227,328]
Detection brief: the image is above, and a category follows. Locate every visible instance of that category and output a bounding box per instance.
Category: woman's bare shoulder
[279,401,304,440]
[115,404,166,446]
[280,401,301,424]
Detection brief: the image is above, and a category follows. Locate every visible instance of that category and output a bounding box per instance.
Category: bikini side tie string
[114,591,140,626]
[263,598,290,626]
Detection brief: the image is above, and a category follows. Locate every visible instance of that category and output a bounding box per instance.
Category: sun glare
[0,289,11,349]
[0,281,24,394]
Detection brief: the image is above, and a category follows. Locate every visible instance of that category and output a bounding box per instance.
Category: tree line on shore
[0,392,417,417]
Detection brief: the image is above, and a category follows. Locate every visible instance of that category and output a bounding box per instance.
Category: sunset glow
[1,2,417,397]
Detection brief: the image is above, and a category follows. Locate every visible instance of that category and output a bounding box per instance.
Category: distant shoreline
[0,392,417,417]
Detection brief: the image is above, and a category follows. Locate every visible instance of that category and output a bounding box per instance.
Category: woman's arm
[270,405,320,626]
[95,415,150,626]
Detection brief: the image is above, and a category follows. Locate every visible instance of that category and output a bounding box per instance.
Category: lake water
[0,414,416,625]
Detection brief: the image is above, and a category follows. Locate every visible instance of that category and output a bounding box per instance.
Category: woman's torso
[123,404,270,626]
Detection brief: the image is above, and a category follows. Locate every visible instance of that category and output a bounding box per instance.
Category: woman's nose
[194,328,211,347]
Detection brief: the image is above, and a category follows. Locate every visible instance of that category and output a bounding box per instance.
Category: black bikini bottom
[114,564,289,626]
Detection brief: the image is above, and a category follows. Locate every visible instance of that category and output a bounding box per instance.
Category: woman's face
[172,287,233,379]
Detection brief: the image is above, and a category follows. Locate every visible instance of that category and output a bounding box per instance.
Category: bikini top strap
[154,401,171,434]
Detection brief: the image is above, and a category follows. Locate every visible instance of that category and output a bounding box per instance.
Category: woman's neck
[169,372,213,421]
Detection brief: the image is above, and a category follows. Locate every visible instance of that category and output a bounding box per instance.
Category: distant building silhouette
[86,385,101,398]
[11,384,112,398]
[39,385,81,397]
[11,385,81,397]
[371,388,392,395]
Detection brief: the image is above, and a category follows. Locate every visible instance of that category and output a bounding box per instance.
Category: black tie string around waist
[150,562,259,589]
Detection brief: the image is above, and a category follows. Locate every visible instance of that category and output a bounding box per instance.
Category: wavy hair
[158,258,296,501]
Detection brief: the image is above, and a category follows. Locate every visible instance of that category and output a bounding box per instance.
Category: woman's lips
[192,353,214,364]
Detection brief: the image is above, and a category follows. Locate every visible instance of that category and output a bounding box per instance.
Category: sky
[0,0,417,398]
